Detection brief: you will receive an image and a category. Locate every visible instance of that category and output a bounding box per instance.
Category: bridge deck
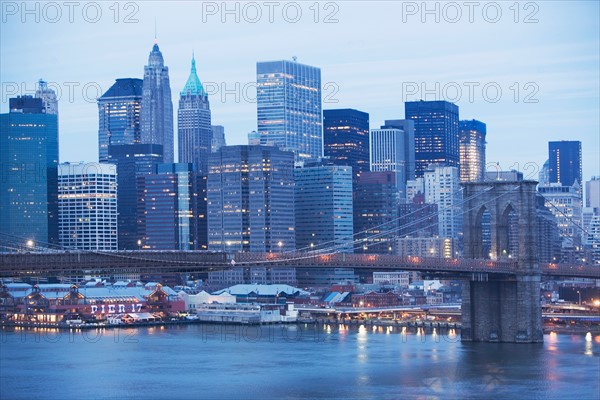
[0,251,597,279]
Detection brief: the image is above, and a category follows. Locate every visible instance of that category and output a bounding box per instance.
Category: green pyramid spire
[181,53,205,96]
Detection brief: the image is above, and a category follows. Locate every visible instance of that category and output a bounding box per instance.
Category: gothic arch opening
[497,203,519,260]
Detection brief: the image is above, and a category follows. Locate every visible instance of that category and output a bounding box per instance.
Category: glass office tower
[459,119,487,182]
[208,145,295,252]
[97,78,143,162]
[548,140,582,186]
[0,95,59,247]
[323,109,370,176]
[257,59,322,160]
[405,100,459,177]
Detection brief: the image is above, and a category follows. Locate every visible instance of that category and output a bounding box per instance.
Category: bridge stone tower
[461,181,543,343]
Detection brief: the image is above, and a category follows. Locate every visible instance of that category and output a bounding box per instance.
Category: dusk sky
[2,1,598,181]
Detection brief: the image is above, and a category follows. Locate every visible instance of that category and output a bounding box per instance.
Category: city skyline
[1,2,598,182]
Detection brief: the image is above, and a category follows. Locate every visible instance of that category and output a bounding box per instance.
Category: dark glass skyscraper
[459,119,487,182]
[353,171,400,254]
[107,144,163,249]
[141,42,174,163]
[257,59,322,160]
[207,145,295,252]
[1,96,59,246]
[405,100,459,177]
[97,78,143,162]
[178,55,212,174]
[138,163,206,250]
[323,109,370,176]
[548,141,582,186]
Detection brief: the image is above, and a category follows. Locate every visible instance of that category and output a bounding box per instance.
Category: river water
[1,324,598,399]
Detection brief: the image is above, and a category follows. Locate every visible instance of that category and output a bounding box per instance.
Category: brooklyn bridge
[1,181,599,343]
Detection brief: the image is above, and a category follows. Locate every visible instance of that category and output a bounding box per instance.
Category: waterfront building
[424,164,462,239]
[294,162,353,253]
[107,144,163,249]
[0,282,184,324]
[0,95,59,247]
[548,140,582,186]
[207,145,295,252]
[257,59,322,160]
[178,55,212,173]
[97,78,143,162]
[323,109,370,176]
[459,119,486,182]
[58,162,118,251]
[405,100,459,177]
[372,271,410,288]
[141,42,174,163]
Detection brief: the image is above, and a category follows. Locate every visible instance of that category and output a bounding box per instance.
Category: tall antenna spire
[154,18,158,43]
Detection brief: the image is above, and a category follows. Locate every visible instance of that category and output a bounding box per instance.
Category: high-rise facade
[35,79,58,116]
[294,163,353,253]
[459,119,486,182]
[178,55,212,174]
[1,95,59,247]
[424,164,462,239]
[381,119,416,181]
[107,144,163,249]
[58,162,117,251]
[97,78,143,162]
[257,60,322,160]
[323,109,370,176]
[538,182,583,258]
[138,163,205,250]
[405,100,459,177]
[211,125,226,153]
[141,42,174,163]
[548,141,582,186]
[369,128,412,200]
[353,171,400,254]
[585,176,599,209]
[207,145,295,252]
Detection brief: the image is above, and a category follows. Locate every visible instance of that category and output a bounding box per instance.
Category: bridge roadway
[0,251,598,279]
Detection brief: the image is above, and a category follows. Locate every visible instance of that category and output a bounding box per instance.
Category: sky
[1,1,599,181]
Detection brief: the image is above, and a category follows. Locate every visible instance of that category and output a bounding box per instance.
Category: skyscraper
[141,42,174,163]
[211,125,226,153]
[369,123,414,200]
[107,144,163,249]
[353,171,400,254]
[0,95,59,247]
[36,79,58,116]
[178,55,212,173]
[97,78,143,162]
[424,164,462,239]
[295,162,353,253]
[208,145,295,252]
[138,163,205,250]
[58,162,117,251]
[257,59,322,160]
[548,141,582,187]
[585,176,600,209]
[323,109,370,176]
[459,119,487,182]
[405,100,459,177]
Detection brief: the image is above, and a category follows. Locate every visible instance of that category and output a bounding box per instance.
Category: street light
[577,290,581,305]
[26,240,34,249]
[278,241,283,254]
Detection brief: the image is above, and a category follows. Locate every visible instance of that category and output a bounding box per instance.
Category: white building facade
[424,164,462,238]
[58,162,118,250]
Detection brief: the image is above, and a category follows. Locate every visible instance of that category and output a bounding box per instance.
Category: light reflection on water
[1,324,598,400]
